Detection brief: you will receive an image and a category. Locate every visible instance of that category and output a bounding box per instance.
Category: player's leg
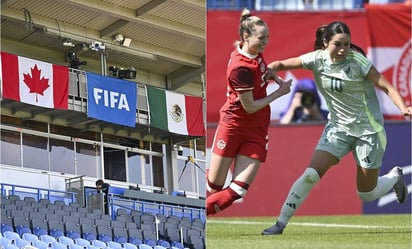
[261,150,337,235]
[207,155,260,215]
[262,124,347,235]
[206,152,233,194]
[206,125,239,194]
[355,132,408,203]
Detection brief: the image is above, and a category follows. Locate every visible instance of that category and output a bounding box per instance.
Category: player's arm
[367,65,412,116]
[231,67,291,114]
[238,86,290,114]
[267,57,303,72]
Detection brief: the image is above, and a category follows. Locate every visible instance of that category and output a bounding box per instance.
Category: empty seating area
[1,193,205,249]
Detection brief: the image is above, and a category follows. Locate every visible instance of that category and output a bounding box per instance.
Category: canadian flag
[1,51,68,109]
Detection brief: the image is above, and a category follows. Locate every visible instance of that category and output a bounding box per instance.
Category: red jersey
[219,46,270,128]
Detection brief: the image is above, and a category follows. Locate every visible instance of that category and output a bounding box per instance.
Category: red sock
[206,180,249,215]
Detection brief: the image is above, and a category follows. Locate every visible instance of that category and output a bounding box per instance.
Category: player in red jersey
[206,8,291,215]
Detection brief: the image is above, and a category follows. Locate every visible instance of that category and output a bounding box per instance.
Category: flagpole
[145,85,151,133]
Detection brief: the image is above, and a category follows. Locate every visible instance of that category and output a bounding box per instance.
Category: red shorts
[211,123,269,162]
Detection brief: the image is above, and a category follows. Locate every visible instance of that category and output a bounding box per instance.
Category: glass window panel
[196,161,206,198]
[0,129,21,166]
[76,142,100,177]
[177,158,194,192]
[22,134,48,170]
[50,138,75,174]
[104,148,126,181]
[127,151,142,184]
[143,156,153,186]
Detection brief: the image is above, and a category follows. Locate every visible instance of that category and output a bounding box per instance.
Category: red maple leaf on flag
[23,64,50,102]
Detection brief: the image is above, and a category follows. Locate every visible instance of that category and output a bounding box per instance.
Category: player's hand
[275,76,292,96]
[402,106,412,117]
[264,68,275,81]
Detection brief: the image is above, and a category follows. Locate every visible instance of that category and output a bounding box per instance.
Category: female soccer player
[206,9,291,215]
[261,21,411,235]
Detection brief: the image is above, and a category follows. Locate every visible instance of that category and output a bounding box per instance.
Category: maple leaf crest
[23,64,50,102]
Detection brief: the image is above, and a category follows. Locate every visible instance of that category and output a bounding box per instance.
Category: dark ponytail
[350,43,366,56]
[313,21,366,56]
[314,25,327,50]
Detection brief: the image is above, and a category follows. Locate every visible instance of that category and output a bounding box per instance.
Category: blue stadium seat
[91,239,107,249]
[1,237,12,247]
[68,243,85,249]
[52,241,69,249]
[74,237,91,248]
[4,244,19,249]
[96,225,112,242]
[171,241,184,249]
[12,216,32,236]
[107,241,122,249]
[48,220,65,238]
[80,223,97,241]
[34,239,50,249]
[1,216,14,234]
[65,222,82,240]
[123,242,138,249]
[3,231,20,244]
[22,232,39,244]
[30,218,48,236]
[153,246,167,249]
[39,234,57,246]
[112,227,128,244]
[138,244,152,249]
[14,238,31,249]
[58,235,75,246]
[127,228,143,245]
[157,240,171,248]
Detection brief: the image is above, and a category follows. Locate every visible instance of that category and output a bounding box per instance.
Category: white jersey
[300,49,384,136]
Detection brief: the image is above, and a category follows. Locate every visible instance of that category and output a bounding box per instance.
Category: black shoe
[261,221,285,235]
[392,166,408,204]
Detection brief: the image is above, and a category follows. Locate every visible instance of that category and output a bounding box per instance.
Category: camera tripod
[178,156,205,182]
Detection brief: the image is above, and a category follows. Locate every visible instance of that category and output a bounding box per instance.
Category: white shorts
[316,123,387,169]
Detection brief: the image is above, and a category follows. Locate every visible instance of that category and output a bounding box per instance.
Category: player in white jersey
[261,21,412,235]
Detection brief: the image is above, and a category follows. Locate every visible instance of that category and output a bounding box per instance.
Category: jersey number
[331,78,343,92]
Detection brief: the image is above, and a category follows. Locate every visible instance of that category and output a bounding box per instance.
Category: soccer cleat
[392,166,408,204]
[261,221,285,235]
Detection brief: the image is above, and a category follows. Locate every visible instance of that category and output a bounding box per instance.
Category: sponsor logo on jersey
[216,139,226,150]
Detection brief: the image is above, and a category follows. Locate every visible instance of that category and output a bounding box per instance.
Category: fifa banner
[86,72,137,127]
[0,51,69,109]
[365,4,411,120]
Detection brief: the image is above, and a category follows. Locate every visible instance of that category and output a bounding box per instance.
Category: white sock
[277,168,320,225]
[357,169,398,202]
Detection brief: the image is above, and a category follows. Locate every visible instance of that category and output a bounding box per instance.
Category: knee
[357,187,378,202]
[302,168,320,184]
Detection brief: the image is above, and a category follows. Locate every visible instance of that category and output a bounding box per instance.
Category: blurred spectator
[95,179,110,214]
[279,78,328,124]
[303,0,314,9]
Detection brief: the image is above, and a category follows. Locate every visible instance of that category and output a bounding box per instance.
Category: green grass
[206,215,412,249]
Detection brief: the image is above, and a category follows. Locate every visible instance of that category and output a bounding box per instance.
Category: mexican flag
[146,86,205,136]
[1,51,68,109]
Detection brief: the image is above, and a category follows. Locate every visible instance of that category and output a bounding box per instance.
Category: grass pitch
[206,214,411,249]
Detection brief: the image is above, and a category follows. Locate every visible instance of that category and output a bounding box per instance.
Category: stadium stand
[1,182,206,249]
